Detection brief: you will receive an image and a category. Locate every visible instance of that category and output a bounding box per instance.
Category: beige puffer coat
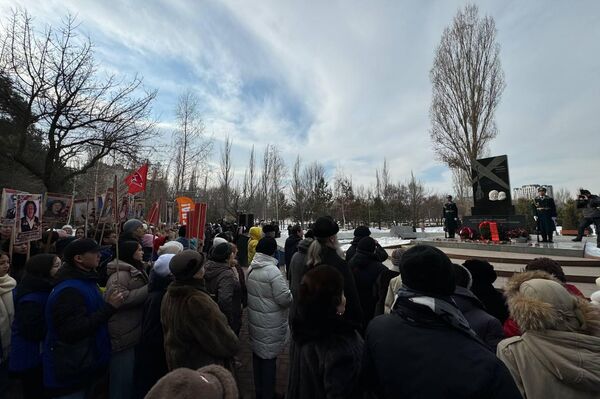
[105,260,149,352]
[497,271,600,399]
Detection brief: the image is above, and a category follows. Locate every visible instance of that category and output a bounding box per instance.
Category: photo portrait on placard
[1,188,25,226]
[43,193,73,227]
[133,199,145,219]
[99,189,115,222]
[15,193,43,243]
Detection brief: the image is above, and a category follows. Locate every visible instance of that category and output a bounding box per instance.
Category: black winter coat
[50,264,116,344]
[373,269,400,317]
[451,287,505,351]
[470,283,509,323]
[317,246,363,328]
[348,251,387,325]
[287,316,363,399]
[284,235,302,273]
[133,270,172,399]
[362,299,523,399]
[345,238,388,263]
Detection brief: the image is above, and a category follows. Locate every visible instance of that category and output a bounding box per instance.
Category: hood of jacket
[505,271,600,335]
[521,329,600,391]
[249,252,277,270]
[352,249,378,266]
[15,274,54,301]
[249,226,262,241]
[296,238,313,254]
[0,274,16,295]
[106,260,144,277]
[204,260,231,280]
[148,269,173,293]
[452,286,485,312]
[54,261,99,283]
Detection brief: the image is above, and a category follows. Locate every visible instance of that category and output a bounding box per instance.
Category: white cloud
[1,0,599,197]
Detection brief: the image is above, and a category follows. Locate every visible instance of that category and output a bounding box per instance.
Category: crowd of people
[0,213,599,399]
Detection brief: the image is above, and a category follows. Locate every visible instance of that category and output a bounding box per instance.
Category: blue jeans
[110,347,135,399]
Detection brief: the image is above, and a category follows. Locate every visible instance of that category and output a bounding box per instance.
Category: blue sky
[1,0,599,195]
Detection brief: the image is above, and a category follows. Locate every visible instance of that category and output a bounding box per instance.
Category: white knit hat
[212,237,228,247]
[158,240,184,256]
[154,254,176,278]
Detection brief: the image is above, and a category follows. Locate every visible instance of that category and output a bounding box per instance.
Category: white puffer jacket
[247,252,293,359]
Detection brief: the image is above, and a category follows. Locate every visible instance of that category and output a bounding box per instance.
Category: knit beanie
[142,233,154,248]
[154,254,175,278]
[256,237,277,256]
[123,219,143,234]
[357,236,376,253]
[145,365,238,399]
[354,226,371,238]
[210,243,232,263]
[158,240,184,256]
[399,245,455,296]
[169,250,205,281]
[312,216,339,238]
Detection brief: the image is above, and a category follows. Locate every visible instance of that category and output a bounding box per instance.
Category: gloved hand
[534,216,538,221]
[552,217,557,223]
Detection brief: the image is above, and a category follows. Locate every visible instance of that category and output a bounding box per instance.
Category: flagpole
[113,175,120,284]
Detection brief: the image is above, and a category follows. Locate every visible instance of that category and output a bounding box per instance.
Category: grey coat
[204,260,242,334]
[247,253,293,359]
[288,238,313,299]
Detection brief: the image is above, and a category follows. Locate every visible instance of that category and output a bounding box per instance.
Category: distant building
[513,184,554,200]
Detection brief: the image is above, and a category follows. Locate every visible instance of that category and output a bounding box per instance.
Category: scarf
[394,287,486,346]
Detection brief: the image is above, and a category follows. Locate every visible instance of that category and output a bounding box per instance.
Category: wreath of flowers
[478,221,492,240]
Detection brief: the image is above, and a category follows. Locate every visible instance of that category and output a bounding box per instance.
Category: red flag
[148,201,160,226]
[124,163,148,194]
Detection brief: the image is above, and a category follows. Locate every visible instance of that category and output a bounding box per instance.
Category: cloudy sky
[1,0,599,195]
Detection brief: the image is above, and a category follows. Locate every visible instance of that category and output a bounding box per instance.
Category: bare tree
[242,145,258,211]
[219,136,234,217]
[269,145,287,225]
[334,168,353,229]
[171,90,212,195]
[290,155,308,226]
[260,145,274,220]
[0,10,157,191]
[553,187,571,210]
[407,171,426,227]
[430,4,505,182]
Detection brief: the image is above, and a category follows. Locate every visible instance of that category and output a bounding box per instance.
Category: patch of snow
[585,242,600,259]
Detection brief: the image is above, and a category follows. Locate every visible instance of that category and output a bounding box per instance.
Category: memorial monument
[462,155,526,231]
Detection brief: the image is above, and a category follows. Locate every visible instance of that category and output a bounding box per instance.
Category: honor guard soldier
[442,195,459,238]
[531,187,557,243]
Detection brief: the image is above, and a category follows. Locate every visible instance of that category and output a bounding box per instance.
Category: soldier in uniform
[442,195,459,238]
[531,187,557,243]
[573,189,600,245]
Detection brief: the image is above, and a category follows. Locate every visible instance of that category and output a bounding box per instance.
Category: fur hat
[353,226,371,238]
[312,216,339,238]
[504,271,600,335]
[399,245,455,296]
[462,259,497,285]
[145,365,238,399]
[357,236,376,253]
[158,240,184,256]
[123,219,143,234]
[256,237,277,256]
[169,250,205,281]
